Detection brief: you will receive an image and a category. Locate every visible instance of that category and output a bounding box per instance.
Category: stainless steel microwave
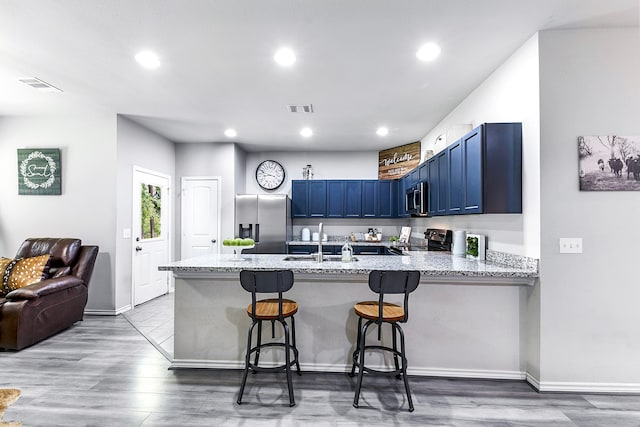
[405,181,428,216]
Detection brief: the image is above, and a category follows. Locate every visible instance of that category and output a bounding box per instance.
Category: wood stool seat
[354,301,405,322]
[247,299,298,320]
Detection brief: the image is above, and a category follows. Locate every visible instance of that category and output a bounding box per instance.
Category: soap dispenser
[341,239,353,262]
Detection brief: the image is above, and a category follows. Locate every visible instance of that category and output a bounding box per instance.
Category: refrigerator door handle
[255,224,259,243]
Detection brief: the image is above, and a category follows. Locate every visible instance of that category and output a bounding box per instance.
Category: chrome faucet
[317,222,324,263]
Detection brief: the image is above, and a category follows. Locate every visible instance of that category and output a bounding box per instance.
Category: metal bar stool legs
[237,270,299,407]
[237,317,299,407]
[350,270,420,412]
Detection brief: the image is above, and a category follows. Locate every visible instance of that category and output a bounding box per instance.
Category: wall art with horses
[579,135,640,191]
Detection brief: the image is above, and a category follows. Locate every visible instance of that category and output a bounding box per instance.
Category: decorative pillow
[0,255,50,297]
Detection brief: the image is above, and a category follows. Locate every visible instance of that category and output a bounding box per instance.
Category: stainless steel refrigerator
[235,194,292,254]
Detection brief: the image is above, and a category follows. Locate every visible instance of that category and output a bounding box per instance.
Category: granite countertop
[159,250,538,281]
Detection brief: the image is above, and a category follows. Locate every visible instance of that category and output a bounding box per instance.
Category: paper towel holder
[452,230,467,256]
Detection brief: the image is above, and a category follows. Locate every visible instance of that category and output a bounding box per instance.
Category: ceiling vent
[287,104,313,113]
[17,77,63,92]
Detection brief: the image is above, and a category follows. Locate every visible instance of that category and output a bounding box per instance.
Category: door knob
[211,239,217,243]
[135,246,143,252]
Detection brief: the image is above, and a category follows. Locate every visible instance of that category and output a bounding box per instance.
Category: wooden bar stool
[350,270,420,412]
[237,270,300,407]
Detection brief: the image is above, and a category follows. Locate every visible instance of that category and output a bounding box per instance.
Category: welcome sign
[17,148,62,195]
[378,141,421,179]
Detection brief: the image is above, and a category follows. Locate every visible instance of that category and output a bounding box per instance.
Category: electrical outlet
[559,238,582,253]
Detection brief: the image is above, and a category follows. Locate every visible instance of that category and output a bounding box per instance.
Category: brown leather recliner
[0,238,99,350]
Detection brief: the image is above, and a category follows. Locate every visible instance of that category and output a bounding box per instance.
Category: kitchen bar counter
[160,251,537,284]
[161,251,539,378]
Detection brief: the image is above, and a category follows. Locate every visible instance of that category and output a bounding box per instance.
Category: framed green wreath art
[17,148,61,195]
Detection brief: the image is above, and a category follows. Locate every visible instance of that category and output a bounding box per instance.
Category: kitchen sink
[283,255,359,262]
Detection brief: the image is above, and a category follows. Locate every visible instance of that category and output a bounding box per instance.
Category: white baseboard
[84,305,132,316]
[169,358,524,381]
[538,380,640,394]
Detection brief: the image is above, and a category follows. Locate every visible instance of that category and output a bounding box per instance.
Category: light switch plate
[559,238,582,253]
[123,228,131,239]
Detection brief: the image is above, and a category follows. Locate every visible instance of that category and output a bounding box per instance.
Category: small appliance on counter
[301,227,311,242]
[424,228,453,251]
[452,230,467,256]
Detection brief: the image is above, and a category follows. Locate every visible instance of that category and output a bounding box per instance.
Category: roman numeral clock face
[256,160,285,190]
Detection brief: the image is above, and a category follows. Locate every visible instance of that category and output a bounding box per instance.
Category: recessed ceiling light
[376,127,389,136]
[300,127,313,137]
[416,42,441,62]
[135,50,160,69]
[224,129,237,138]
[274,48,296,66]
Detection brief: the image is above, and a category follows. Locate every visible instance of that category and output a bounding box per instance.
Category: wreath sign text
[20,151,57,189]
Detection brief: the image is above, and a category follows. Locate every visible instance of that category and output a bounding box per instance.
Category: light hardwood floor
[2,293,640,426]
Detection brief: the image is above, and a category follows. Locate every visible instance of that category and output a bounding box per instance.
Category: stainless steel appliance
[405,181,428,216]
[423,228,452,251]
[235,194,292,254]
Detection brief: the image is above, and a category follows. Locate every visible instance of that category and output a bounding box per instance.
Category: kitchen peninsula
[160,251,538,380]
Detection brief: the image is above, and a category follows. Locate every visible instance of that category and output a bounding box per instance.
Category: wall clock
[256,160,285,190]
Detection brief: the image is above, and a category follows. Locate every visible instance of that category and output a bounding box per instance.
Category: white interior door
[133,167,171,306]
[181,177,221,259]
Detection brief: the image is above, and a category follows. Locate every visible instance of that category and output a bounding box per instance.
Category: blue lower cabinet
[353,245,384,255]
[286,245,337,255]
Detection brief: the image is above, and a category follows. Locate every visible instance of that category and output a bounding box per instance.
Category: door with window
[181,177,220,259]
[133,167,170,306]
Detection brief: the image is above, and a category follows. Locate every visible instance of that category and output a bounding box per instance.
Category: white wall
[414,34,541,258]
[115,115,175,312]
[244,151,380,195]
[174,143,238,256]
[538,28,640,388]
[0,111,117,311]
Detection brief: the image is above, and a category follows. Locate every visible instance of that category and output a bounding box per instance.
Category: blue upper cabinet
[427,147,449,216]
[291,180,309,217]
[344,180,362,217]
[326,180,345,218]
[482,123,522,213]
[426,122,522,216]
[308,181,327,217]
[376,180,397,218]
[361,180,377,217]
[291,180,327,217]
[418,162,429,182]
[447,139,464,214]
[462,127,483,214]
[436,150,449,215]
[292,179,394,218]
